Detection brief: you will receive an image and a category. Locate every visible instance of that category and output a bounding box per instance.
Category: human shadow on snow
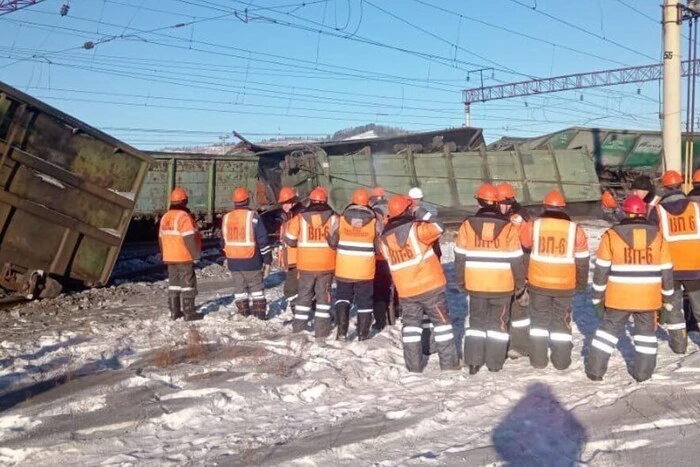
[492,382,587,467]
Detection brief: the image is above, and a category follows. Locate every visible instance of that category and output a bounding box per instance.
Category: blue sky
[0,0,674,148]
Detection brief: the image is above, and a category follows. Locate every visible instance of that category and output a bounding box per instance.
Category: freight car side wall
[135,152,259,222]
[0,81,151,299]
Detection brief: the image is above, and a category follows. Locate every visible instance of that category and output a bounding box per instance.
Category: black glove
[515,287,530,307]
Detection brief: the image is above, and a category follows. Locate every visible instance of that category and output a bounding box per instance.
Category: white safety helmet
[408,187,423,200]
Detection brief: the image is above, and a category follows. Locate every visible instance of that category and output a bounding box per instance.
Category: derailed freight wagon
[0,81,152,302]
[489,126,700,194]
[257,128,602,219]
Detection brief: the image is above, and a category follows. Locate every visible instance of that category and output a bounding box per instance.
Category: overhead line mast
[0,0,46,17]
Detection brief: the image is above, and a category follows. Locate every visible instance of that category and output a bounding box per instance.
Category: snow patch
[0,415,41,438]
[612,418,699,433]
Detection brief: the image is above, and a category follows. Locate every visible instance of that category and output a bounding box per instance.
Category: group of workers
[158,167,700,381]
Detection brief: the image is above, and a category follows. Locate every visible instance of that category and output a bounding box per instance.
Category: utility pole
[219,135,229,154]
[663,0,683,173]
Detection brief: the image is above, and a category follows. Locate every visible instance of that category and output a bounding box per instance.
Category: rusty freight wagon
[0,80,152,302]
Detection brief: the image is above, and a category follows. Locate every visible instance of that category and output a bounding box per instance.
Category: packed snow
[1,222,700,465]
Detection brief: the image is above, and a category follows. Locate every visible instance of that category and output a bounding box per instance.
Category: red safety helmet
[370,186,386,198]
[351,188,370,206]
[309,187,328,203]
[170,187,188,203]
[388,195,412,218]
[232,187,249,203]
[278,186,296,204]
[475,183,500,203]
[600,190,618,209]
[661,170,683,188]
[497,183,517,202]
[543,190,566,208]
[693,169,700,183]
[622,195,647,215]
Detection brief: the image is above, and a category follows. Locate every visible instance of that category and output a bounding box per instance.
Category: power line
[507,0,657,61]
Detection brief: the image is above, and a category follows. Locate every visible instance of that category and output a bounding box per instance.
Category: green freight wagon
[0,80,152,301]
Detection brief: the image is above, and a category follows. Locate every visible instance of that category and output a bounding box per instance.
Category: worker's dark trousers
[464,296,511,371]
[529,291,574,370]
[586,309,658,382]
[401,289,458,372]
[508,295,530,356]
[335,279,374,340]
[421,314,436,355]
[662,280,700,354]
[167,263,197,318]
[373,260,392,329]
[283,266,299,314]
[295,271,333,337]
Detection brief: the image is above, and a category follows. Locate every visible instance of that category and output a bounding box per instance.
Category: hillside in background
[158,124,409,153]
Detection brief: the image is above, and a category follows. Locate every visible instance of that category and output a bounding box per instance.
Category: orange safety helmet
[600,190,617,209]
[232,187,249,203]
[309,187,328,203]
[370,186,386,198]
[543,190,566,208]
[278,186,296,204]
[693,168,700,183]
[474,183,500,203]
[497,183,517,202]
[170,187,188,203]
[661,170,683,188]
[351,188,370,206]
[388,195,412,218]
[622,195,646,215]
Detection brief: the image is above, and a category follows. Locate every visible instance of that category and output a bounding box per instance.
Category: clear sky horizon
[0,0,683,149]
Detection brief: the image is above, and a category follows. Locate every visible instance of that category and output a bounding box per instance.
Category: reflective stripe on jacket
[592,221,673,311]
[521,215,589,293]
[380,217,445,298]
[159,209,200,263]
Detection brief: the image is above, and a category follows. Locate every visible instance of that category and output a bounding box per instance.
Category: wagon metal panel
[0,80,151,297]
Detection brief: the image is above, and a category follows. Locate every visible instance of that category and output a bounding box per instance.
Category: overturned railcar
[257,129,602,219]
[0,81,151,301]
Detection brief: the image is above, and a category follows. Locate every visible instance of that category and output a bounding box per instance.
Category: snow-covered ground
[2,222,700,466]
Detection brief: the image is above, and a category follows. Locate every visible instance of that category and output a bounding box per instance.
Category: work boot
[235,299,251,317]
[168,295,183,321]
[357,311,373,341]
[182,297,203,321]
[252,298,268,320]
[468,365,481,375]
[372,301,387,331]
[586,372,603,382]
[335,302,350,341]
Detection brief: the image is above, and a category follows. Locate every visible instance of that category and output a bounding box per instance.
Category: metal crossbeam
[0,0,45,16]
[463,60,700,104]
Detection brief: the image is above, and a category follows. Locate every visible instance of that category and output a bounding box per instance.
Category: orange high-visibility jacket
[655,200,700,277]
[279,212,297,270]
[592,220,673,312]
[454,212,526,297]
[222,209,256,259]
[283,205,338,273]
[379,218,446,298]
[329,205,380,281]
[159,209,201,263]
[520,214,589,294]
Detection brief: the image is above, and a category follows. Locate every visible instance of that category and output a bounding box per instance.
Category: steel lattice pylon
[463,60,700,104]
[0,0,45,16]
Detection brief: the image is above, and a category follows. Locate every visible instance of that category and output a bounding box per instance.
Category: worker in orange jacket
[370,186,395,329]
[689,169,700,203]
[283,187,339,337]
[278,186,302,317]
[159,187,202,321]
[379,195,458,372]
[221,187,272,320]
[328,188,382,341]
[586,195,674,382]
[456,184,527,374]
[520,190,589,370]
[496,182,532,359]
[648,170,700,354]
